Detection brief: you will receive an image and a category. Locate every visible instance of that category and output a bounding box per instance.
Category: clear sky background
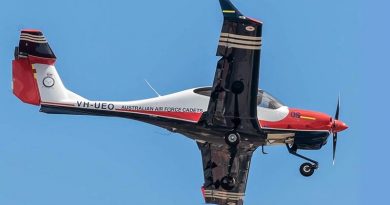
[0,0,387,204]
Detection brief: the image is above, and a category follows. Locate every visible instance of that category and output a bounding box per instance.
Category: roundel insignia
[43,76,55,87]
[246,26,255,32]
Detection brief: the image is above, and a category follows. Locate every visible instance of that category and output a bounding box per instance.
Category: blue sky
[0,0,386,204]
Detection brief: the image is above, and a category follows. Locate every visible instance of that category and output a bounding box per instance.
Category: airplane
[11,0,348,204]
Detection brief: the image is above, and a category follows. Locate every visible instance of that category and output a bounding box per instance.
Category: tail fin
[12,29,86,106]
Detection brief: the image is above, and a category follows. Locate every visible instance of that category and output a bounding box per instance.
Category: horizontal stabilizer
[18,29,56,64]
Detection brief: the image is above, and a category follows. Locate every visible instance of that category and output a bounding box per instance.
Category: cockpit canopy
[193,87,284,109]
[256,90,284,109]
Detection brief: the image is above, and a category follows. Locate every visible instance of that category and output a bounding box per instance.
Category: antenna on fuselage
[144,79,161,97]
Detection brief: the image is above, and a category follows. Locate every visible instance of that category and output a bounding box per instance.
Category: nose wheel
[299,162,316,177]
[286,144,319,177]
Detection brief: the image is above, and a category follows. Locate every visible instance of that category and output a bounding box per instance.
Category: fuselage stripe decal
[115,108,202,123]
[41,104,202,123]
[300,116,316,120]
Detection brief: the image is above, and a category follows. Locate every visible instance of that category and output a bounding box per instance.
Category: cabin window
[193,87,284,109]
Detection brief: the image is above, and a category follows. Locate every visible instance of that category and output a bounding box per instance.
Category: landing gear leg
[261,145,268,154]
[220,131,240,190]
[286,144,319,177]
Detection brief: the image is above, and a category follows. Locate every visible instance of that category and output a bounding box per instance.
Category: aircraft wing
[203,0,263,135]
[198,141,257,205]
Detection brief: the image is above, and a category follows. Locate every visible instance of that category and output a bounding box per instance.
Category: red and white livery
[12,1,348,205]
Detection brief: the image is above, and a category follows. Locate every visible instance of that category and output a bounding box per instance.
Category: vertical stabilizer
[12,29,86,106]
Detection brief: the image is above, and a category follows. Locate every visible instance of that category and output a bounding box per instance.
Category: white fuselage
[41,87,288,124]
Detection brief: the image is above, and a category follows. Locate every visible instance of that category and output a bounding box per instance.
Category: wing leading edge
[202,0,263,136]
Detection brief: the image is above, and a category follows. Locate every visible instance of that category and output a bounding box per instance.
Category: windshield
[193,87,284,109]
[257,90,284,109]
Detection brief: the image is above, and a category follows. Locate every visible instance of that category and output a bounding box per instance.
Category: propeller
[332,96,340,165]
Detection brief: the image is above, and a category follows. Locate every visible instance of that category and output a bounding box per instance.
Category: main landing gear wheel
[221,176,236,190]
[299,162,316,177]
[224,131,240,146]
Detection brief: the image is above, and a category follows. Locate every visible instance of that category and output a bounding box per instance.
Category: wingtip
[219,0,263,24]
[219,0,242,17]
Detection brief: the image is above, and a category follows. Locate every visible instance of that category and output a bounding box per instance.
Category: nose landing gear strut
[286,144,319,177]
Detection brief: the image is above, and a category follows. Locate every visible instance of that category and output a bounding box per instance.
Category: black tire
[300,162,315,177]
[221,176,236,190]
[224,131,240,146]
